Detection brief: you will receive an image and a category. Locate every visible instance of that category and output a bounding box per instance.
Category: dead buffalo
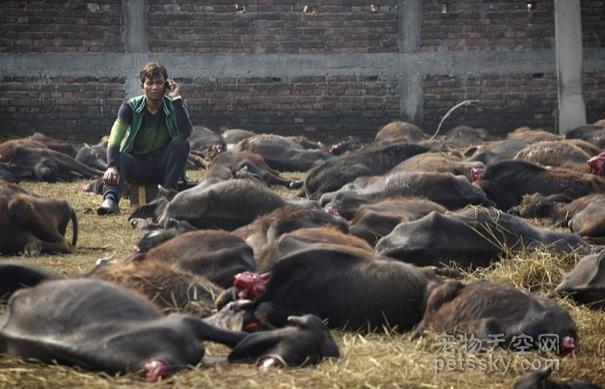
[147,179,301,231]
[555,251,605,309]
[514,141,592,172]
[442,125,492,149]
[5,145,103,182]
[507,127,563,143]
[464,139,529,165]
[189,125,226,151]
[89,258,224,316]
[128,229,256,289]
[0,181,77,255]
[208,150,293,188]
[258,226,374,271]
[0,261,60,298]
[474,160,605,211]
[76,138,108,171]
[566,195,605,242]
[236,134,331,172]
[565,124,605,148]
[376,207,589,269]
[388,152,485,180]
[0,278,246,380]
[412,280,578,355]
[252,245,441,331]
[320,171,493,219]
[508,193,573,220]
[222,128,256,148]
[375,121,428,143]
[301,142,429,200]
[327,136,364,155]
[508,193,605,237]
[28,132,78,157]
[233,205,348,266]
[513,367,602,389]
[228,314,340,367]
[349,197,448,246]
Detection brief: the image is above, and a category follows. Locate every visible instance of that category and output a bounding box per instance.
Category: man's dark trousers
[102,137,189,202]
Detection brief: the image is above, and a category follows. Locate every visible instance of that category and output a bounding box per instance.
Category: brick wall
[0,0,603,142]
[184,75,400,140]
[419,0,555,51]
[0,76,124,139]
[422,73,559,136]
[584,71,605,124]
[0,1,123,53]
[148,0,399,54]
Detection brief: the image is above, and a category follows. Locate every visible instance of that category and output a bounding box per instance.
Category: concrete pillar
[122,0,150,97]
[398,0,423,124]
[554,0,586,134]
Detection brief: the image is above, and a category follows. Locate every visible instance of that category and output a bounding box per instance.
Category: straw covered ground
[0,170,604,389]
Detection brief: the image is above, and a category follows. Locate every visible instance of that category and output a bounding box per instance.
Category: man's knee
[170,137,190,154]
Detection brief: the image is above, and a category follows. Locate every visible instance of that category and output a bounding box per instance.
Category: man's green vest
[119,95,179,153]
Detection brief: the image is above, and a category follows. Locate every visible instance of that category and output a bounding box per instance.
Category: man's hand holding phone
[167,79,181,99]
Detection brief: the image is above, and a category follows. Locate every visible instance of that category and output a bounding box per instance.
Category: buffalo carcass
[555,251,605,310]
[0,278,247,380]
[207,150,293,188]
[566,195,605,242]
[127,229,256,289]
[233,205,348,267]
[326,136,363,156]
[28,132,78,157]
[0,180,77,255]
[257,226,374,271]
[300,142,429,200]
[387,152,485,180]
[222,128,256,148]
[474,160,605,211]
[464,139,529,165]
[565,123,605,148]
[473,191,605,242]
[441,125,492,149]
[247,236,441,332]
[349,197,448,246]
[376,207,589,269]
[514,140,593,172]
[517,193,605,241]
[412,280,578,355]
[76,137,108,171]
[236,134,331,172]
[3,144,103,182]
[228,314,340,367]
[89,258,225,315]
[507,127,563,143]
[189,125,226,152]
[130,178,314,231]
[320,171,493,219]
[375,121,428,144]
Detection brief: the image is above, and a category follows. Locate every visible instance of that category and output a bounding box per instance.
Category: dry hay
[0,170,603,388]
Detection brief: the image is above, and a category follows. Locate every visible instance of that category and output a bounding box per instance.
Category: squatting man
[97,62,193,215]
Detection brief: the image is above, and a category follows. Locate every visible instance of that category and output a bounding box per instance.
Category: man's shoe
[97,197,119,215]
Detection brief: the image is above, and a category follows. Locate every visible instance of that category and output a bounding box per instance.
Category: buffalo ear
[157,185,178,201]
[286,315,308,328]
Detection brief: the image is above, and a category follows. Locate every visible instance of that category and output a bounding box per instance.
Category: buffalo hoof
[23,241,42,257]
